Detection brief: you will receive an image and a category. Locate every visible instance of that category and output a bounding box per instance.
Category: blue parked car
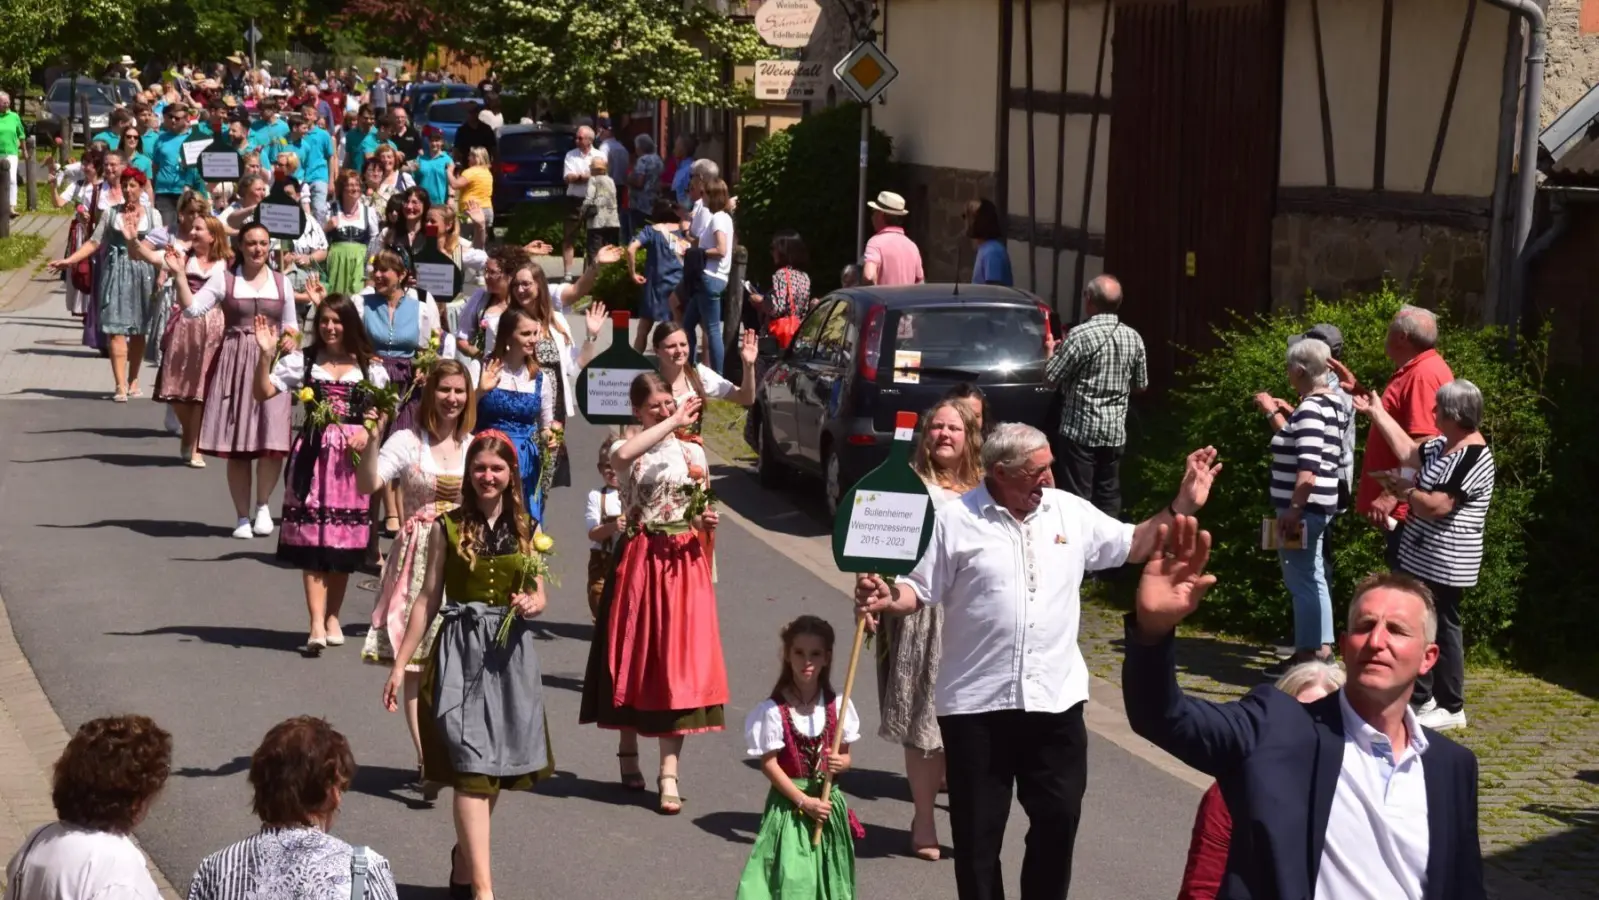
[403,82,476,119]
[491,124,577,215]
[416,98,476,148]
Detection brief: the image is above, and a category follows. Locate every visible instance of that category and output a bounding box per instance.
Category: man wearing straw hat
[862,190,924,287]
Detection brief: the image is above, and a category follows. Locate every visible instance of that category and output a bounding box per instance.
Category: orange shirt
[1356,348,1454,519]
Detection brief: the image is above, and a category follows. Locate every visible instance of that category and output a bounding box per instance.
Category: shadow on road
[534,769,654,809]
[541,673,585,693]
[397,886,452,900]
[172,755,250,779]
[41,519,233,539]
[526,619,594,643]
[16,452,184,468]
[709,463,829,539]
[836,766,913,804]
[105,624,309,653]
[12,388,110,400]
[691,799,923,859]
[1485,801,1599,899]
[170,550,296,567]
[14,346,98,359]
[29,426,171,439]
[350,764,435,810]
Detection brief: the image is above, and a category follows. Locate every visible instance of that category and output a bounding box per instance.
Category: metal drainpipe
[1481,0,1546,340]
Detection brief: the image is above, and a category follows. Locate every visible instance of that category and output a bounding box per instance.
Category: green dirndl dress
[418,511,556,796]
[325,216,373,297]
[735,696,860,900]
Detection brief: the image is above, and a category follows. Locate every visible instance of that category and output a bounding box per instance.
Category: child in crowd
[626,199,687,353]
[584,436,627,622]
[736,615,862,900]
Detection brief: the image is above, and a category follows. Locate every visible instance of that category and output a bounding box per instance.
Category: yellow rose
[533,533,555,553]
[297,387,315,402]
[364,420,378,433]
[429,334,440,349]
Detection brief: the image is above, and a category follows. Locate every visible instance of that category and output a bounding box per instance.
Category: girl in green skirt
[736,615,862,900]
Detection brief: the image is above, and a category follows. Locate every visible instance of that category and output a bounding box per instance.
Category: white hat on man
[867,191,909,216]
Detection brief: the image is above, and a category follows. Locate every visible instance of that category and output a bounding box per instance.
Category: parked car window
[49,82,117,106]
[814,300,855,366]
[790,299,838,361]
[891,305,1048,372]
[499,131,577,158]
[425,103,473,124]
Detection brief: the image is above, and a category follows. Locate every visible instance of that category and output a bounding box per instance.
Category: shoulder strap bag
[349,845,370,900]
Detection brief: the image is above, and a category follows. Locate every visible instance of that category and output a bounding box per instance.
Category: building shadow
[105,624,308,653]
[533,769,653,809]
[41,519,232,539]
[1484,802,1599,899]
[29,426,170,439]
[15,452,183,468]
[173,755,251,779]
[350,764,433,810]
[708,463,830,539]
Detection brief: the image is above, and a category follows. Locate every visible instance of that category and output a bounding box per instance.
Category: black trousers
[1410,579,1466,713]
[939,704,1088,900]
[1051,435,1123,518]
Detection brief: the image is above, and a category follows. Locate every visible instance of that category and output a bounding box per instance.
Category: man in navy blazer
[1123,517,1484,900]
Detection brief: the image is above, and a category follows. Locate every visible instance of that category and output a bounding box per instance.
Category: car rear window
[890,305,1048,373]
[426,103,472,124]
[500,132,576,158]
[49,82,117,105]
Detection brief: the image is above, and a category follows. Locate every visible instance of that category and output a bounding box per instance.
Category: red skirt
[607,530,729,714]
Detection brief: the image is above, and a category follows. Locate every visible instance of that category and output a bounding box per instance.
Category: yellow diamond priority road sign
[833,41,898,105]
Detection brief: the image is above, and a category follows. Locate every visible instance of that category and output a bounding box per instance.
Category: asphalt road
[0,391,1203,899]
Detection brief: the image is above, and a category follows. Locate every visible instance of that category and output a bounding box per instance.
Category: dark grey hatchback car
[750,284,1059,516]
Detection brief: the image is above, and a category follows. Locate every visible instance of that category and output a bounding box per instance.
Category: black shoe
[448,845,472,900]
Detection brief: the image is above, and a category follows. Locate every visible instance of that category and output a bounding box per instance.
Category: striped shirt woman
[1269,392,1345,512]
[187,828,397,900]
[1398,437,1495,587]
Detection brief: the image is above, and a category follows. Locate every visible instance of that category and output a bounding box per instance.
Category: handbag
[349,845,371,900]
[70,184,100,294]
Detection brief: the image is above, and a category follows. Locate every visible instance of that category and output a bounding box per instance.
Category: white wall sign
[755,0,823,48]
[754,60,827,102]
[583,367,653,417]
[841,490,929,562]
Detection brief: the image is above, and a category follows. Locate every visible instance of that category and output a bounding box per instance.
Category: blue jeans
[306,180,329,224]
[683,274,727,375]
[1278,508,1334,651]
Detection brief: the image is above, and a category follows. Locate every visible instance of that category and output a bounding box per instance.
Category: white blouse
[182,268,300,329]
[375,429,467,484]
[4,822,161,900]
[671,364,736,405]
[744,697,862,757]
[268,353,390,393]
[462,357,556,429]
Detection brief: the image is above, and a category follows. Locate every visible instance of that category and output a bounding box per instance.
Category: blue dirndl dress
[475,372,550,523]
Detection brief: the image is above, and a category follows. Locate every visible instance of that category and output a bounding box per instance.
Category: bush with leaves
[1125,285,1550,657]
[735,103,895,295]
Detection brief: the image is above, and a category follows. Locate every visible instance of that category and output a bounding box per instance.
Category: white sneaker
[1416,705,1467,731]
[1413,698,1438,715]
[164,405,181,435]
[252,506,274,536]
[232,519,254,539]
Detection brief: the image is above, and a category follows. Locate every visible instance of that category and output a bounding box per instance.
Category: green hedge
[735,102,894,294]
[1125,285,1550,658]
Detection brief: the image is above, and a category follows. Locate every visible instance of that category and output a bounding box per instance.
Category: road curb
[0,586,183,898]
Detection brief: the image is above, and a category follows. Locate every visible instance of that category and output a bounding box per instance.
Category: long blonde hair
[453,434,535,571]
[911,400,984,493]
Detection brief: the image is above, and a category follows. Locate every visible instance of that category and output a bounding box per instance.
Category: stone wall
[1269,213,1489,318]
[898,163,996,283]
[1543,0,1599,127]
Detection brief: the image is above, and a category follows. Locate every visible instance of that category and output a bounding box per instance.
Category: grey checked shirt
[1045,313,1148,447]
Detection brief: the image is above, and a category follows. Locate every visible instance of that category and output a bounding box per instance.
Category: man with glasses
[150,103,193,225]
[855,423,1220,900]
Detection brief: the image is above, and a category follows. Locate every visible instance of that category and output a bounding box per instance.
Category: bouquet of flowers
[537,428,565,498]
[401,333,442,406]
[676,480,718,524]
[495,532,558,647]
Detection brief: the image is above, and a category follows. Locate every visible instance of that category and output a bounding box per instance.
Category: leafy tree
[336,0,467,70]
[0,0,61,93]
[458,0,763,115]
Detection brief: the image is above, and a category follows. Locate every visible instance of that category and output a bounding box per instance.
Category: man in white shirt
[561,124,606,282]
[1125,521,1486,899]
[856,423,1220,900]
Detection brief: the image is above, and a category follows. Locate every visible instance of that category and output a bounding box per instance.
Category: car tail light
[859,304,886,382]
[846,434,876,446]
[497,162,518,175]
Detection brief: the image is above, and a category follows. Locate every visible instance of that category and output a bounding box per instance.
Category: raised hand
[584,301,608,341]
[671,393,703,428]
[1133,516,1216,641]
[593,244,624,266]
[1328,357,1359,394]
[524,239,553,256]
[304,273,326,306]
[1177,446,1222,514]
[738,326,758,365]
[253,314,279,354]
[163,246,184,274]
[480,357,503,392]
[1351,390,1382,417]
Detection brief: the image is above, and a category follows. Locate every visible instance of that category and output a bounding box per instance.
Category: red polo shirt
[1356,348,1454,520]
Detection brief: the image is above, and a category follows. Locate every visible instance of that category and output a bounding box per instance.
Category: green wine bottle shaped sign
[575,311,656,425]
[832,410,936,575]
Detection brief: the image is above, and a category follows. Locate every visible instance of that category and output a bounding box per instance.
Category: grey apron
[431,602,548,776]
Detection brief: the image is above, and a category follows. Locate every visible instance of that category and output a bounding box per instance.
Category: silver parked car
[34,79,132,141]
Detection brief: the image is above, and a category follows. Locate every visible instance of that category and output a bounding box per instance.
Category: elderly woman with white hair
[1253,337,1348,669]
[1353,379,1493,731]
[855,421,1221,899]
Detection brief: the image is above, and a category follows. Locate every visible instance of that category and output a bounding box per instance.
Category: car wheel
[754,413,784,488]
[823,443,843,519]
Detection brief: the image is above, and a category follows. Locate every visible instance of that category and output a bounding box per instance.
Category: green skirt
[735,778,856,900]
[326,241,368,297]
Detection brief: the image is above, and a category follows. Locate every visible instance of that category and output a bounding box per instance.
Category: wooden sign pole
[812,611,870,846]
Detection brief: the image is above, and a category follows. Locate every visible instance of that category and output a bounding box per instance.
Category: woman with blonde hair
[448,145,495,238]
[877,398,983,859]
[152,214,231,467]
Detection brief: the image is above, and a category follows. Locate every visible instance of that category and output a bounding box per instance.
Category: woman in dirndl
[581,374,728,816]
[467,308,558,524]
[324,169,381,297]
[171,221,298,539]
[139,189,208,373]
[51,148,107,318]
[382,432,555,900]
[358,359,473,793]
[356,250,441,533]
[251,288,386,656]
[152,214,229,468]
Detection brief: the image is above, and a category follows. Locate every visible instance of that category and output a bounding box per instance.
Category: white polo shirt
[904,484,1134,717]
[1315,692,1431,900]
[563,145,606,199]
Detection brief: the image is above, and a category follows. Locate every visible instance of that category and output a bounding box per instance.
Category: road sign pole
[249,19,259,66]
[856,104,869,265]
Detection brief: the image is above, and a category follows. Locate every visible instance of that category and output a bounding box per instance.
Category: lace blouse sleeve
[744,699,785,757]
[269,352,306,393]
[376,429,421,484]
[539,370,555,429]
[183,266,227,317]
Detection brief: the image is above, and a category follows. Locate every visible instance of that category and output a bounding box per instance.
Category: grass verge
[0,234,48,271]
[702,399,755,465]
